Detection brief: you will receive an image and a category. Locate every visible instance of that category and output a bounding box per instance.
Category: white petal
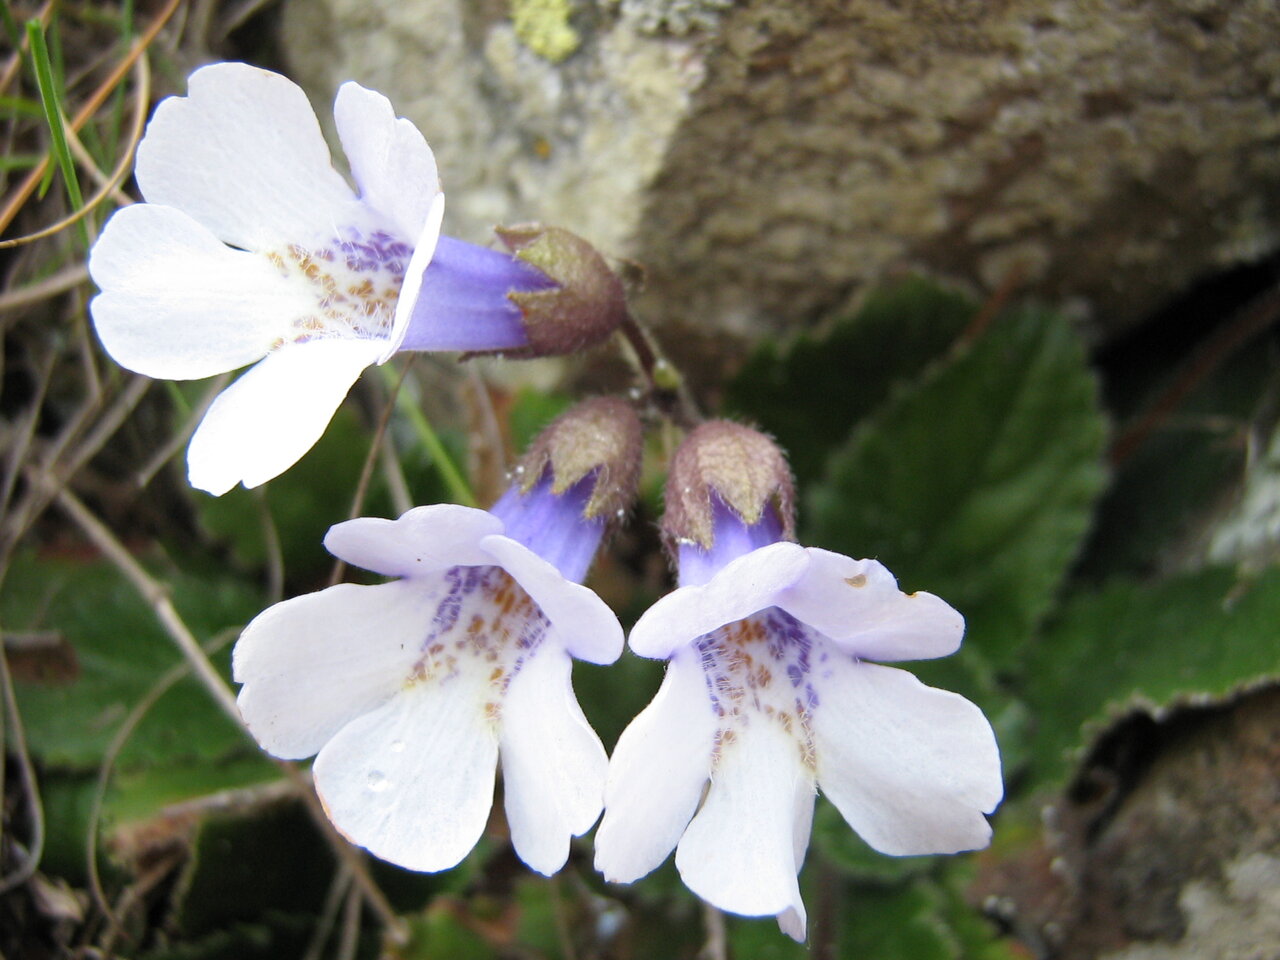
[234,579,431,759]
[777,775,815,942]
[187,337,381,495]
[499,643,607,875]
[323,504,504,578]
[778,549,965,661]
[629,542,809,659]
[674,714,810,920]
[812,660,1003,856]
[333,81,440,245]
[385,193,445,360]
[594,650,716,883]
[481,535,623,665]
[313,676,498,873]
[136,62,357,250]
[89,204,304,379]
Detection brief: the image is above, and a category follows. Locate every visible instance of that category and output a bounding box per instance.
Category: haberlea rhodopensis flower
[88,62,626,495]
[233,397,642,874]
[594,422,1003,941]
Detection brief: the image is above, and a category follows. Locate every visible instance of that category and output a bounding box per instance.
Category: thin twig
[0,644,45,895]
[378,435,414,516]
[0,263,89,315]
[135,373,231,489]
[302,866,354,960]
[697,902,727,960]
[328,366,410,586]
[0,344,57,519]
[337,881,363,960]
[254,489,285,605]
[0,0,181,237]
[50,482,242,723]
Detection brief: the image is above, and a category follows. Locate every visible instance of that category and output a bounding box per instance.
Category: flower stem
[617,312,703,430]
[378,362,477,507]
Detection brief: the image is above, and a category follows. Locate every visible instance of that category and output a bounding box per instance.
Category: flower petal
[333,81,440,246]
[234,579,431,759]
[812,660,1003,856]
[88,204,304,379]
[135,62,357,250]
[384,194,445,359]
[187,337,381,495]
[674,713,810,920]
[776,774,815,941]
[778,549,965,661]
[480,534,623,665]
[594,649,716,883]
[323,505,503,578]
[313,675,498,873]
[499,644,607,875]
[629,542,809,659]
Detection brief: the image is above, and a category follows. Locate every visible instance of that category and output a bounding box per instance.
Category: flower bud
[493,224,628,358]
[662,421,796,552]
[515,396,643,520]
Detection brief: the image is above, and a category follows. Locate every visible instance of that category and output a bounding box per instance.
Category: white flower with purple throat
[88,62,625,495]
[233,398,641,874]
[593,422,1003,941]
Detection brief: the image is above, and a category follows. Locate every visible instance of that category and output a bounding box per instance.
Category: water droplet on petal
[390,739,405,753]
[366,770,390,792]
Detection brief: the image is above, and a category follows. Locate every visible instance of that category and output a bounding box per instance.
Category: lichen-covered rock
[283,0,1280,339]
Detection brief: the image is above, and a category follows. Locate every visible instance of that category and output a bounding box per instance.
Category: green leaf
[4,553,262,769]
[807,304,1108,670]
[1026,565,1280,784]
[725,277,975,485]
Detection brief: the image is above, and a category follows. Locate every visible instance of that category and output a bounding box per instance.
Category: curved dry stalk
[86,657,193,940]
[0,54,149,250]
[0,0,181,237]
[0,644,46,896]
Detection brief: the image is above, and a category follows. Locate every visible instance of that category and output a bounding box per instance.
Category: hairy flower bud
[516,396,643,521]
[662,421,796,551]
[493,224,628,359]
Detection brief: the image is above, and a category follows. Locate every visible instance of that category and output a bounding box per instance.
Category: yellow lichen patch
[511,0,580,64]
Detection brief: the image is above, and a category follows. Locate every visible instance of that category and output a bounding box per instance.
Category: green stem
[377,363,476,507]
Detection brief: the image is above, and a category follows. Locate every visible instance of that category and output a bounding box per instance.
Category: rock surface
[283,0,1280,339]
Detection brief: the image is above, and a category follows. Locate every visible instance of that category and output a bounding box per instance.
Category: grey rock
[283,0,1280,339]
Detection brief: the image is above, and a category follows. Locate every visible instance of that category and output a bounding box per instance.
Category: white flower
[234,489,624,875]
[593,421,1003,942]
[88,62,450,495]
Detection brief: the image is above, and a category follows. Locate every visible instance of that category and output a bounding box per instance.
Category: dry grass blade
[0,53,149,250]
